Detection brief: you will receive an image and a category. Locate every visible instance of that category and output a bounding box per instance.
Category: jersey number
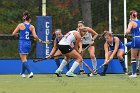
[25,31,29,39]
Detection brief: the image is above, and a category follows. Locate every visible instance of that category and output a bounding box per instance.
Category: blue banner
[0,59,124,74]
[36,16,52,58]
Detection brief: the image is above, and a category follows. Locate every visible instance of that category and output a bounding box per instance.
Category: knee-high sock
[57,59,67,71]
[54,59,60,68]
[91,58,97,70]
[79,62,84,70]
[131,59,137,75]
[66,63,70,71]
[21,62,26,74]
[102,64,108,74]
[119,59,126,72]
[68,61,79,72]
[24,61,31,74]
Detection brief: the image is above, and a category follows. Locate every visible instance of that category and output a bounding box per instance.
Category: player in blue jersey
[100,31,126,76]
[46,29,69,70]
[125,10,140,78]
[126,42,140,75]
[12,11,43,78]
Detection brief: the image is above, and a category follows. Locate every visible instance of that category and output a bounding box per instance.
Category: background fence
[0,0,139,61]
[0,34,131,59]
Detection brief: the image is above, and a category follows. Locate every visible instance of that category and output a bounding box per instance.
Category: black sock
[54,59,60,68]
[66,63,70,71]
[103,64,108,74]
[120,59,126,72]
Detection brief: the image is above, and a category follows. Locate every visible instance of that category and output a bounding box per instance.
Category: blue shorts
[131,37,140,49]
[18,40,31,54]
[109,45,125,51]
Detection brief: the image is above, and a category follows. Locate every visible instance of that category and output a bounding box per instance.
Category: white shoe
[66,71,77,77]
[89,73,93,77]
[129,74,137,78]
[28,72,33,78]
[21,74,26,78]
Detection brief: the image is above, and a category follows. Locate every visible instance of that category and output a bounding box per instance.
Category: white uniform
[82,32,92,44]
[59,30,78,45]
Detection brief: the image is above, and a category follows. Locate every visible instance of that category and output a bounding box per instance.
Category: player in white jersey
[77,21,98,76]
[55,30,82,77]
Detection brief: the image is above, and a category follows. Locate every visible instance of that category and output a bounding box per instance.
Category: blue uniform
[108,37,125,51]
[131,20,140,49]
[18,23,31,54]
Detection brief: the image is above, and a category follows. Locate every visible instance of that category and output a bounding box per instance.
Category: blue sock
[119,59,126,72]
[103,64,108,74]
[21,62,26,74]
[24,61,31,74]
[54,59,60,68]
[131,59,137,75]
[66,63,70,71]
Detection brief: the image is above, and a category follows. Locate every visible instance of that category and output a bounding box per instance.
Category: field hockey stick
[124,49,131,55]
[34,39,53,44]
[94,64,104,72]
[33,54,62,62]
[82,61,96,74]
[98,33,105,40]
[80,44,96,74]
[82,44,90,53]
[40,40,52,44]
[81,40,95,53]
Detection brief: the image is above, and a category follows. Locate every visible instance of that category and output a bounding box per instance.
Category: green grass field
[0,74,140,93]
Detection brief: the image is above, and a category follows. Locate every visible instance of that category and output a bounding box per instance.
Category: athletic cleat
[77,70,85,75]
[129,74,137,78]
[128,70,139,75]
[124,72,128,75]
[28,72,33,78]
[55,70,62,77]
[128,71,132,75]
[124,70,128,75]
[21,74,26,78]
[99,72,106,76]
[87,73,93,77]
[66,72,77,77]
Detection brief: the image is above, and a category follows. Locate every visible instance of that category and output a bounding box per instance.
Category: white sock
[91,58,97,70]
[79,62,84,70]
[57,59,67,71]
[68,61,79,72]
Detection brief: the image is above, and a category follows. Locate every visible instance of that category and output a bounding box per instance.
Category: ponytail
[130,10,138,18]
[23,10,31,21]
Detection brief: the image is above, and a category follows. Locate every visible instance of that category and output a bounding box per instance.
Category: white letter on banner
[45,22,50,56]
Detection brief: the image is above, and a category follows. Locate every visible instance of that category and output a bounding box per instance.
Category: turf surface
[0,74,140,93]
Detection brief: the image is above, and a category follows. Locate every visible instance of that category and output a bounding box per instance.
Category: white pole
[109,0,112,32]
[124,0,128,70]
[42,0,46,16]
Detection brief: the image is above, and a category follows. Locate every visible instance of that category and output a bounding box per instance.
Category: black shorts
[58,45,73,54]
[82,44,94,48]
[82,44,89,48]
